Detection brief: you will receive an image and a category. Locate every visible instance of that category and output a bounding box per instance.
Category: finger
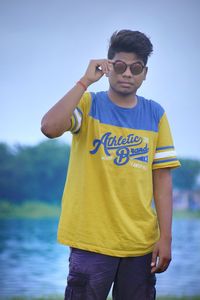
[108,61,113,72]
[103,60,111,75]
[105,61,110,74]
[95,59,111,75]
[160,263,169,273]
[155,264,168,273]
[101,62,108,75]
[151,263,159,274]
[155,258,171,273]
[95,63,105,77]
[151,249,158,267]
[95,65,103,73]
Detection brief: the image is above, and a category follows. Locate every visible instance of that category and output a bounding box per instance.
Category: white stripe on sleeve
[154,150,177,160]
[71,108,82,133]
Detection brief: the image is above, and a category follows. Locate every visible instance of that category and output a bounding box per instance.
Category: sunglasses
[112,60,145,76]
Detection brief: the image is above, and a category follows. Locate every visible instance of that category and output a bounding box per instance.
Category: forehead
[113,52,142,63]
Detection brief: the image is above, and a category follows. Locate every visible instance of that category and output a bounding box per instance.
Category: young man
[41,30,180,300]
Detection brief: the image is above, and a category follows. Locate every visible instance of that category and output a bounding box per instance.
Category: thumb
[151,247,158,269]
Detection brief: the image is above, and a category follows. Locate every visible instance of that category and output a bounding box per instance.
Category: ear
[143,66,148,80]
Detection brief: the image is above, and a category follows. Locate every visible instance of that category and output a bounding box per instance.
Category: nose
[122,66,132,77]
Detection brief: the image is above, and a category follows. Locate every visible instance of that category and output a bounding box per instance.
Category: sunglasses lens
[113,61,127,74]
[130,63,144,75]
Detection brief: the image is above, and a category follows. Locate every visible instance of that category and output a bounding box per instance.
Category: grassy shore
[0,200,200,219]
[0,200,61,219]
[7,296,200,300]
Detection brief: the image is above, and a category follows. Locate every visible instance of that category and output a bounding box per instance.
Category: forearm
[41,77,89,138]
[153,168,173,240]
[41,59,111,138]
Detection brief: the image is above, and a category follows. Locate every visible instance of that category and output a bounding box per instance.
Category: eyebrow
[113,59,144,65]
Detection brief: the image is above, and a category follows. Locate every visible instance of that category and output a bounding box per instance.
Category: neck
[108,88,137,108]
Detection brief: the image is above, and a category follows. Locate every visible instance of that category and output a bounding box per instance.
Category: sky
[0,0,200,159]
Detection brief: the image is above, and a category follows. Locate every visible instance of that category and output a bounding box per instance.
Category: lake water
[0,217,200,299]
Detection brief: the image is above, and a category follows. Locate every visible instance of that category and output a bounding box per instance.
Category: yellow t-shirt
[57,91,180,257]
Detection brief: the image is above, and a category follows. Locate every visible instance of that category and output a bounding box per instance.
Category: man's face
[108,52,148,96]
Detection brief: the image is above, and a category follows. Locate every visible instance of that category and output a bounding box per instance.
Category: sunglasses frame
[112,60,145,76]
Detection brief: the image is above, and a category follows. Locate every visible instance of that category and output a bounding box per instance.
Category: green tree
[0,143,18,200]
[1,141,200,204]
[173,158,200,190]
[0,140,70,203]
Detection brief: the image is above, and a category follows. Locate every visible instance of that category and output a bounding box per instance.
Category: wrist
[77,80,87,91]
[160,234,172,242]
[79,76,93,88]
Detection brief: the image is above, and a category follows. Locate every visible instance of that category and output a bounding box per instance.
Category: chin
[110,84,135,97]
[117,89,134,96]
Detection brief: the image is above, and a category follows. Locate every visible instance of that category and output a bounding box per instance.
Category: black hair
[107,30,153,65]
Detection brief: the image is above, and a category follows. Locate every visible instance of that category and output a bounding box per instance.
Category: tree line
[0,140,70,203]
[0,140,200,204]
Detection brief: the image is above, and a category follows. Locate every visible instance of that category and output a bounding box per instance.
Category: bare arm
[41,59,112,138]
[151,167,173,273]
[41,81,86,138]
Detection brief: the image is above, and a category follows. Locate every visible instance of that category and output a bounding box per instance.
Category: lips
[118,81,133,86]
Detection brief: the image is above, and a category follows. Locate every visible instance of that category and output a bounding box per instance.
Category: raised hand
[81,59,113,87]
